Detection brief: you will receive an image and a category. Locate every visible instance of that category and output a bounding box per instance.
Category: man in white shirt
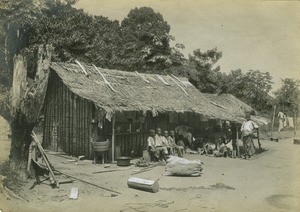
[241,113,259,159]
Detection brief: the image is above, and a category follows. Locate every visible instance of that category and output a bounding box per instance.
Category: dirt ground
[1,116,300,212]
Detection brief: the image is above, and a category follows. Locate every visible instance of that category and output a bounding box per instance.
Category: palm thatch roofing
[203,93,270,125]
[49,62,268,124]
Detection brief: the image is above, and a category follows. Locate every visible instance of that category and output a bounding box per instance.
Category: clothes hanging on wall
[105,111,113,121]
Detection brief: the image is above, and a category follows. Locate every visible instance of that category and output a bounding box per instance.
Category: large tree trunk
[10,44,52,180]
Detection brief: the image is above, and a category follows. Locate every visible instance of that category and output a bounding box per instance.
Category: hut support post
[112,113,116,163]
[236,125,240,157]
[294,110,297,136]
[271,105,276,138]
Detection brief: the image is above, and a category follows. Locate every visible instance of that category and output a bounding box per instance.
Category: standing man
[241,113,259,159]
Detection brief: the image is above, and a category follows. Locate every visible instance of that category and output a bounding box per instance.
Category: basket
[91,140,110,152]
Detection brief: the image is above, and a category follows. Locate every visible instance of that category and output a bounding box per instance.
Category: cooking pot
[116,157,131,166]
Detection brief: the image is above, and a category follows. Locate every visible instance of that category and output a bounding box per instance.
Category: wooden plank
[67,88,71,155]
[49,85,54,150]
[83,99,86,156]
[42,94,48,147]
[48,85,53,148]
[62,83,67,152]
[53,78,58,151]
[138,133,142,157]
[43,79,50,148]
[61,81,66,152]
[85,101,88,155]
[51,79,55,150]
[87,102,92,158]
[78,97,82,155]
[32,132,59,188]
[74,95,78,156]
[81,98,84,155]
[134,134,137,157]
[58,79,63,151]
[46,87,51,148]
[112,114,116,163]
[64,86,68,153]
[78,97,81,155]
[65,84,69,153]
[57,170,121,194]
[71,92,75,156]
[127,177,159,193]
[56,79,60,151]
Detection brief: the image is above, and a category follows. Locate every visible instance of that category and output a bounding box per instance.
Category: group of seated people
[146,126,238,161]
[147,128,185,162]
[200,138,234,158]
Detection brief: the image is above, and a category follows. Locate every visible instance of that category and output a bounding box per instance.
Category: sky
[75,0,300,91]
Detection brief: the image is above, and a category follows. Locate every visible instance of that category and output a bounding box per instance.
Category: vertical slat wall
[43,71,92,158]
[114,131,147,157]
[43,73,148,158]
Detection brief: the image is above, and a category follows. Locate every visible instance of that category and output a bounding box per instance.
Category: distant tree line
[0,0,299,118]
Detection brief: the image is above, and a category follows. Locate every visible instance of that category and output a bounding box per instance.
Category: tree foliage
[274,78,300,116]
[0,3,185,89]
[221,69,274,114]
[0,1,279,116]
[187,48,224,93]
[119,7,184,72]
[24,3,122,67]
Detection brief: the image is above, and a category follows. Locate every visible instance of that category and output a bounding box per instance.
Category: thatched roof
[50,62,236,120]
[204,93,269,125]
[49,62,269,124]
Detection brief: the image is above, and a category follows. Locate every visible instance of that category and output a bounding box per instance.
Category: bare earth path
[1,123,300,211]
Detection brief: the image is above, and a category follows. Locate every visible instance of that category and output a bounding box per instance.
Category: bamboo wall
[103,111,148,158]
[104,131,148,158]
[43,72,92,158]
[116,132,147,157]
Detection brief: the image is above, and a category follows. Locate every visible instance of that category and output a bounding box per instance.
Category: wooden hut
[42,62,268,160]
